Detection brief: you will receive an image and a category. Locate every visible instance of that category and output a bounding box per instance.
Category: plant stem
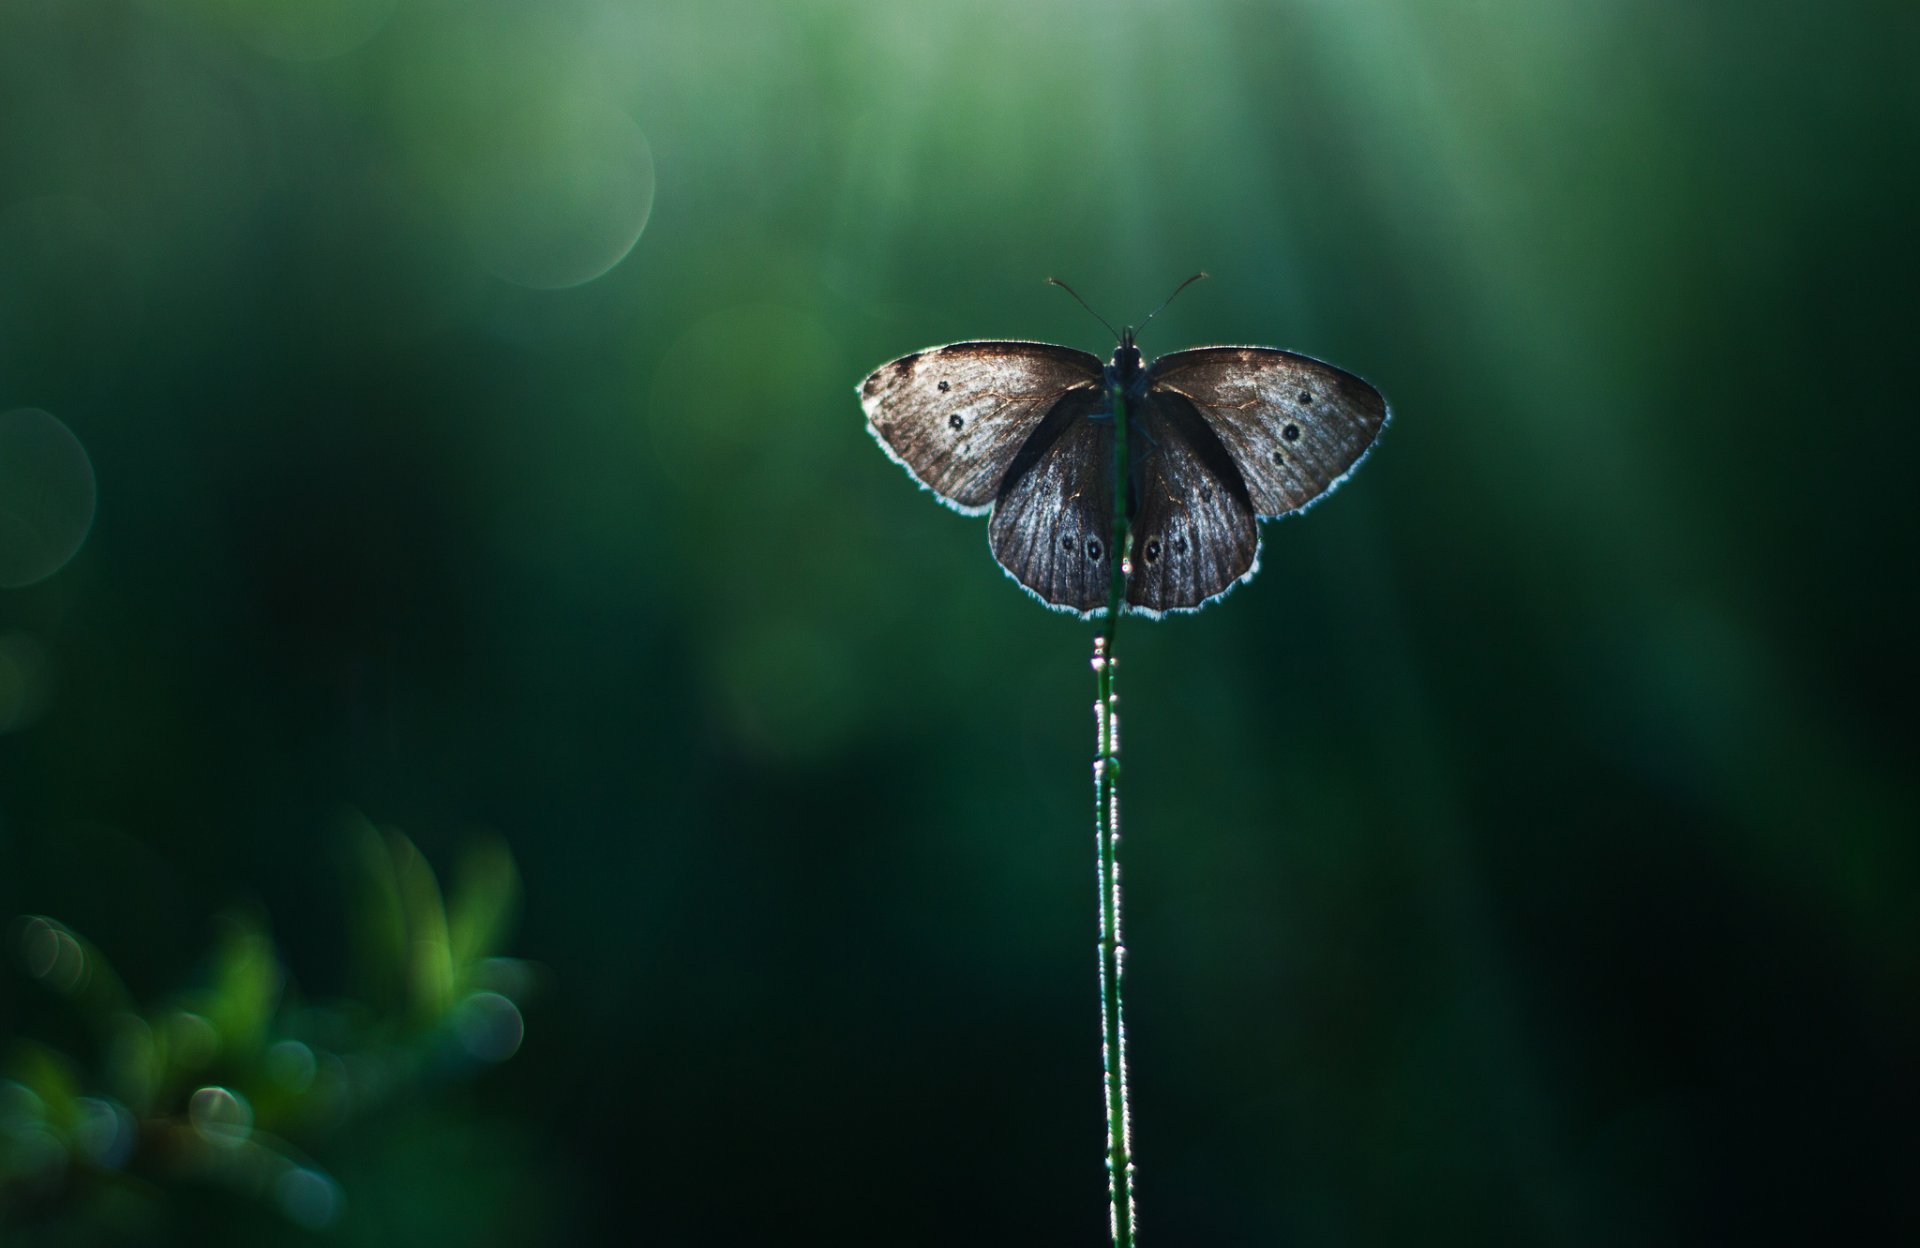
[1093,380,1136,1248]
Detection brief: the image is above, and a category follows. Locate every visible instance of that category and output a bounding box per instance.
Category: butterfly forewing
[987,390,1114,614]
[860,341,1104,514]
[861,327,1388,619]
[1147,348,1388,518]
[1125,393,1260,614]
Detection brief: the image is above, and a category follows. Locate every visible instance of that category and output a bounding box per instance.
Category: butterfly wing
[1124,393,1261,615]
[986,389,1115,615]
[1146,347,1388,518]
[859,341,1105,514]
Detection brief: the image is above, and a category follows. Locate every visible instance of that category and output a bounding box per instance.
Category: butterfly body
[860,329,1387,618]
[1104,329,1148,398]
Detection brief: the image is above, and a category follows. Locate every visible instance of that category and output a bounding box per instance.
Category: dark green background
[2,0,1915,1242]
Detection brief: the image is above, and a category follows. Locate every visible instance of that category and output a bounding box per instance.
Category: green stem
[1094,381,1136,1248]
[1105,383,1130,644]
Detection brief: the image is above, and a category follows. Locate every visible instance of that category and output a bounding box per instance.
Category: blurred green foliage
[1,820,529,1239]
[0,0,1914,1244]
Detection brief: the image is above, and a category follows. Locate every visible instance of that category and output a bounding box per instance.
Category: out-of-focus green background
[2,0,1914,1242]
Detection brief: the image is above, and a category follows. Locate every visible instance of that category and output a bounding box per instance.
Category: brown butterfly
[858,277,1389,616]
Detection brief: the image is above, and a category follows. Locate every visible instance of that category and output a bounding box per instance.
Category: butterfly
[858,278,1390,617]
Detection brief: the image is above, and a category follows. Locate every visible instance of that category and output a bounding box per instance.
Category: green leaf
[391,833,455,1025]
[200,916,281,1062]
[447,835,521,980]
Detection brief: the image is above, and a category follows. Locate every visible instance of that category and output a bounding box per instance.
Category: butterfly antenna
[1046,277,1122,342]
[1137,271,1209,331]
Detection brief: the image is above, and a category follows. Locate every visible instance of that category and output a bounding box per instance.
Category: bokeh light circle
[265,1039,318,1093]
[188,1085,253,1146]
[277,1166,344,1229]
[0,1082,66,1188]
[165,1012,218,1071]
[451,991,525,1063]
[0,632,53,732]
[74,1097,136,1169]
[19,917,87,994]
[457,94,656,290]
[0,409,98,588]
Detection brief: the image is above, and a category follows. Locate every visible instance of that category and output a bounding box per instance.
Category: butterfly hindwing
[1146,347,1388,518]
[1125,392,1260,615]
[860,341,1104,514]
[862,329,1389,617]
[987,389,1115,614]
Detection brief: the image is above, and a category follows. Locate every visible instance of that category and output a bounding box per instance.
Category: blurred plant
[0,816,530,1236]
